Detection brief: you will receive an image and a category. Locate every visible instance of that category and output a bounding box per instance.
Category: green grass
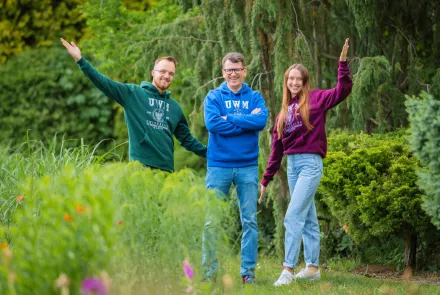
[193,257,440,295]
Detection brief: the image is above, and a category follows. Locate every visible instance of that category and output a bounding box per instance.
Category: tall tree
[406,91,440,229]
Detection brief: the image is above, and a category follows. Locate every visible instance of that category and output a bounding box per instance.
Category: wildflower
[81,277,107,295]
[76,205,87,215]
[342,224,349,233]
[16,195,24,202]
[64,213,73,222]
[186,286,193,293]
[117,221,122,227]
[54,273,70,295]
[183,259,194,282]
[0,242,8,250]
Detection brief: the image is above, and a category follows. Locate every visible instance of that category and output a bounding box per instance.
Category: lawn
[196,257,440,295]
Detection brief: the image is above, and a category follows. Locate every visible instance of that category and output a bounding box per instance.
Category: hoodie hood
[219,81,251,96]
[140,81,171,98]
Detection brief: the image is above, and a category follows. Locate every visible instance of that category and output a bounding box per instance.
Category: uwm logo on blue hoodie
[204,82,268,167]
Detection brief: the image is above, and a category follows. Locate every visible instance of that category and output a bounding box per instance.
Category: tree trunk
[404,231,417,269]
[258,28,290,257]
[312,6,321,88]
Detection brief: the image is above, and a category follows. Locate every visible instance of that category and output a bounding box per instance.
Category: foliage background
[1,1,440,291]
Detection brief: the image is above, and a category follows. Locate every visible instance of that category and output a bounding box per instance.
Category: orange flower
[117,221,122,227]
[0,242,8,250]
[76,205,88,215]
[16,195,24,202]
[64,213,73,222]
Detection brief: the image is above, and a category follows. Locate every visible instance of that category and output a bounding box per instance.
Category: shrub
[320,132,431,268]
[0,47,114,147]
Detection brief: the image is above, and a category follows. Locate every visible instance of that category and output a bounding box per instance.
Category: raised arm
[226,92,268,131]
[315,38,353,110]
[60,38,130,106]
[204,91,246,136]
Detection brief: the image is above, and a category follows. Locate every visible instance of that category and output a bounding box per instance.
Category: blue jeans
[202,166,259,277]
[284,154,323,269]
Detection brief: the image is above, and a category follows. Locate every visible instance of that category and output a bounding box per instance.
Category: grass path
[199,257,440,295]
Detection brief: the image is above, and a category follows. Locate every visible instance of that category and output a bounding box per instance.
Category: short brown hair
[154,56,178,67]
[222,52,245,67]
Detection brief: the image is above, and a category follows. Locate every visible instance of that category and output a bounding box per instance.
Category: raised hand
[340,38,349,62]
[60,38,82,62]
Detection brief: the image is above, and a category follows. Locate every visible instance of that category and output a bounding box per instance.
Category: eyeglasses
[223,68,244,75]
[153,69,175,77]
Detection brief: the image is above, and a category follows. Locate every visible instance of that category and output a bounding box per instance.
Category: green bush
[0,47,115,147]
[319,132,431,268]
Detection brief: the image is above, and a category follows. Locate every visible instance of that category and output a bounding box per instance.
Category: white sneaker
[294,268,321,280]
[273,269,294,287]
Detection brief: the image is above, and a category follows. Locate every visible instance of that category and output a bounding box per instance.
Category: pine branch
[321,52,339,60]
[251,71,273,90]
[391,24,417,58]
[289,0,301,32]
[142,35,220,44]
[195,76,224,95]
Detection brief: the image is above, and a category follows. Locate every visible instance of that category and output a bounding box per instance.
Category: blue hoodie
[204,82,268,167]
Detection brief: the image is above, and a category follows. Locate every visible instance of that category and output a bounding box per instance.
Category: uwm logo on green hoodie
[77,58,206,171]
[146,97,170,131]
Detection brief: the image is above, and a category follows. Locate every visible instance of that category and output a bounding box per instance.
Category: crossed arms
[204,91,268,136]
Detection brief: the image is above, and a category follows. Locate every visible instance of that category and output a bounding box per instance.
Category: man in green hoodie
[61,38,206,171]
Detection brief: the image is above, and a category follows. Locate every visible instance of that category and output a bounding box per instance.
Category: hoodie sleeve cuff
[261,178,270,187]
[339,60,349,67]
[76,57,87,66]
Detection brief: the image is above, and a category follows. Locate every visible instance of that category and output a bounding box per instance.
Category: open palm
[60,38,82,62]
[340,38,349,61]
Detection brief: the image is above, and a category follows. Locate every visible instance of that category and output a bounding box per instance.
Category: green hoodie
[77,57,206,171]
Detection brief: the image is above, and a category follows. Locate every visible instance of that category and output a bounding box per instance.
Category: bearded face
[151,60,176,93]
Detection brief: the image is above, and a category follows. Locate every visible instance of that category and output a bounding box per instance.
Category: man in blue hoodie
[203,52,268,283]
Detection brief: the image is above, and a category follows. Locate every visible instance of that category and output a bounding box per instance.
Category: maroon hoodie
[261,61,352,187]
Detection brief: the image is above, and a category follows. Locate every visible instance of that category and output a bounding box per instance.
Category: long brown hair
[276,64,313,139]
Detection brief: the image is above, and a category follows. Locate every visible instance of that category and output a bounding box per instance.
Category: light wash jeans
[283,153,323,269]
[202,166,259,277]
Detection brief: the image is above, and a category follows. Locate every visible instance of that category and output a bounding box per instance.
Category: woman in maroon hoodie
[259,39,352,286]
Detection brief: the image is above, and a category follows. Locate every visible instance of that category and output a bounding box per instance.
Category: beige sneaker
[294,268,321,280]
